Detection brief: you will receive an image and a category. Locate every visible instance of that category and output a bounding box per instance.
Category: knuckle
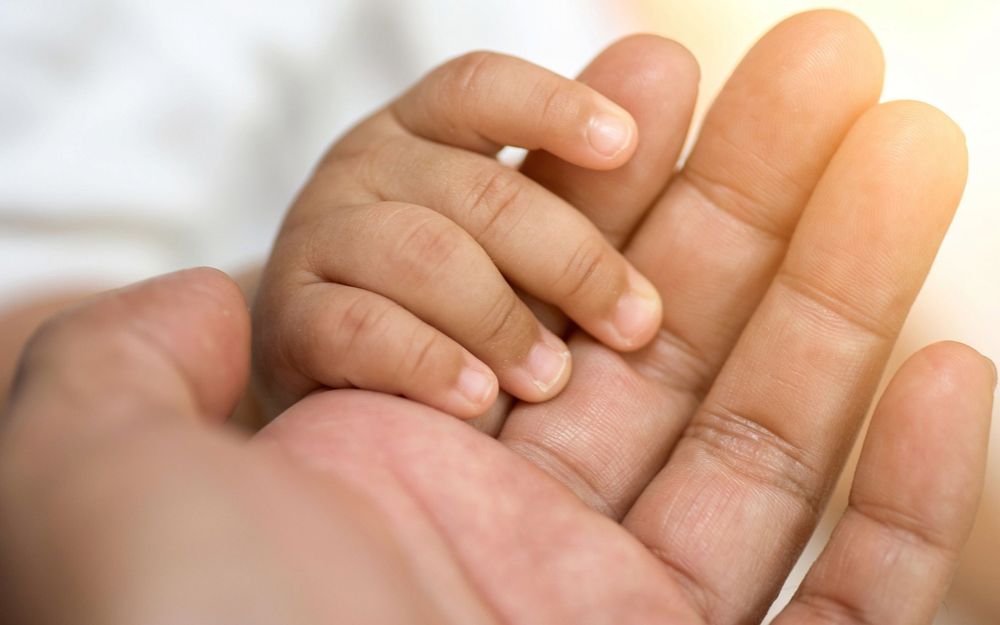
[351,135,404,194]
[552,238,609,302]
[463,166,525,241]
[388,210,465,289]
[293,208,353,280]
[849,497,959,556]
[433,51,496,123]
[290,218,330,279]
[534,78,584,128]
[474,291,525,348]
[683,404,824,517]
[399,326,442,384]
[792,589,872,625]
[775,270,897,342]
[680,164,794,242]
[331,294,396,358]
[631,327,715,400]
[445,50,496,97]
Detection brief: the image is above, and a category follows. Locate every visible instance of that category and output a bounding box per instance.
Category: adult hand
[261,8,992,624]
[0,271,992,624]
[0,270,463,623]
[0,10,992,625]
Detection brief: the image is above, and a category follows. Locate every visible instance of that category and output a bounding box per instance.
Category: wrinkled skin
[0,11,993,625]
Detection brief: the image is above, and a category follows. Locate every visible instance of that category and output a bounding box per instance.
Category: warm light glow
[632,3,1000,621]
[634,0,999,421]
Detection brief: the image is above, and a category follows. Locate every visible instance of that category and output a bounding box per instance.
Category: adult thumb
[1,267,250,447]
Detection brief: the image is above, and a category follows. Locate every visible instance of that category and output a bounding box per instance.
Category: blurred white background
[0,0,626,300]
[0,0,996,622]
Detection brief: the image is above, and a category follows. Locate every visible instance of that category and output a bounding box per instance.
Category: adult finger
[774,342,994,625]
[500,10,885,516]
[520,34,700,247]
[625,101,968,624]
[2,268,249,435]
[0,271,464,625]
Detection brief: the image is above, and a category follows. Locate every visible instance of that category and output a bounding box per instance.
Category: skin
[253,47,668,419]
[0,275,992,624]
[0,10,994,624]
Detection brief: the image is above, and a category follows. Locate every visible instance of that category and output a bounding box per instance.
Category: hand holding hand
[1,11,991,625]
[253,47,668,419]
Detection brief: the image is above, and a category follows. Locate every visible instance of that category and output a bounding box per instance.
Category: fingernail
[612,267,662,347]
[986,356,998,390]
[587,112,632,158]
[457,364,495,406]
[526,338,570,393]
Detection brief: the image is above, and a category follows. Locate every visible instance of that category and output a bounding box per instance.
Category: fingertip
[584,106,638,166]
[623,34,701,85]
[595,265,662,352]
[773,9,885,84]
[985,355,998,391]
[526,335,572,397]
[450,357,500,419]
[9,267,251,427]
[876,342,995,468]
[503,328,572,403]
[586,111,634,158]
[853,101,968,191]
[853,341,994,551]
[902,340,995,400]
[396,49,642,171]
[587,33,701,98]
[139,267,252,419]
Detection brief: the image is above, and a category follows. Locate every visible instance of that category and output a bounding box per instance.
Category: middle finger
[500,10,884,517]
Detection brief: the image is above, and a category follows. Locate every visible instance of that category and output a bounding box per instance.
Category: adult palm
[261,10,990,623]
[0,10,991,625]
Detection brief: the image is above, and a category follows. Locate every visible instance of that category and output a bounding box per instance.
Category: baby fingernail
[587,112,632,158]
[458,364,494,406]
[457,364,495,406]
[612,267,661,347]
[526,337,570,393]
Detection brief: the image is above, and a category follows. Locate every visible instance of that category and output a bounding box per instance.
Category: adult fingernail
[985,356,998,390]
[587,112,632,158]
[612,267,662,347]
[526,337,570,394]
[457,363,496,407]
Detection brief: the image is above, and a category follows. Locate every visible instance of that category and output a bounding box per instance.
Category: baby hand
[253,51,662,419]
